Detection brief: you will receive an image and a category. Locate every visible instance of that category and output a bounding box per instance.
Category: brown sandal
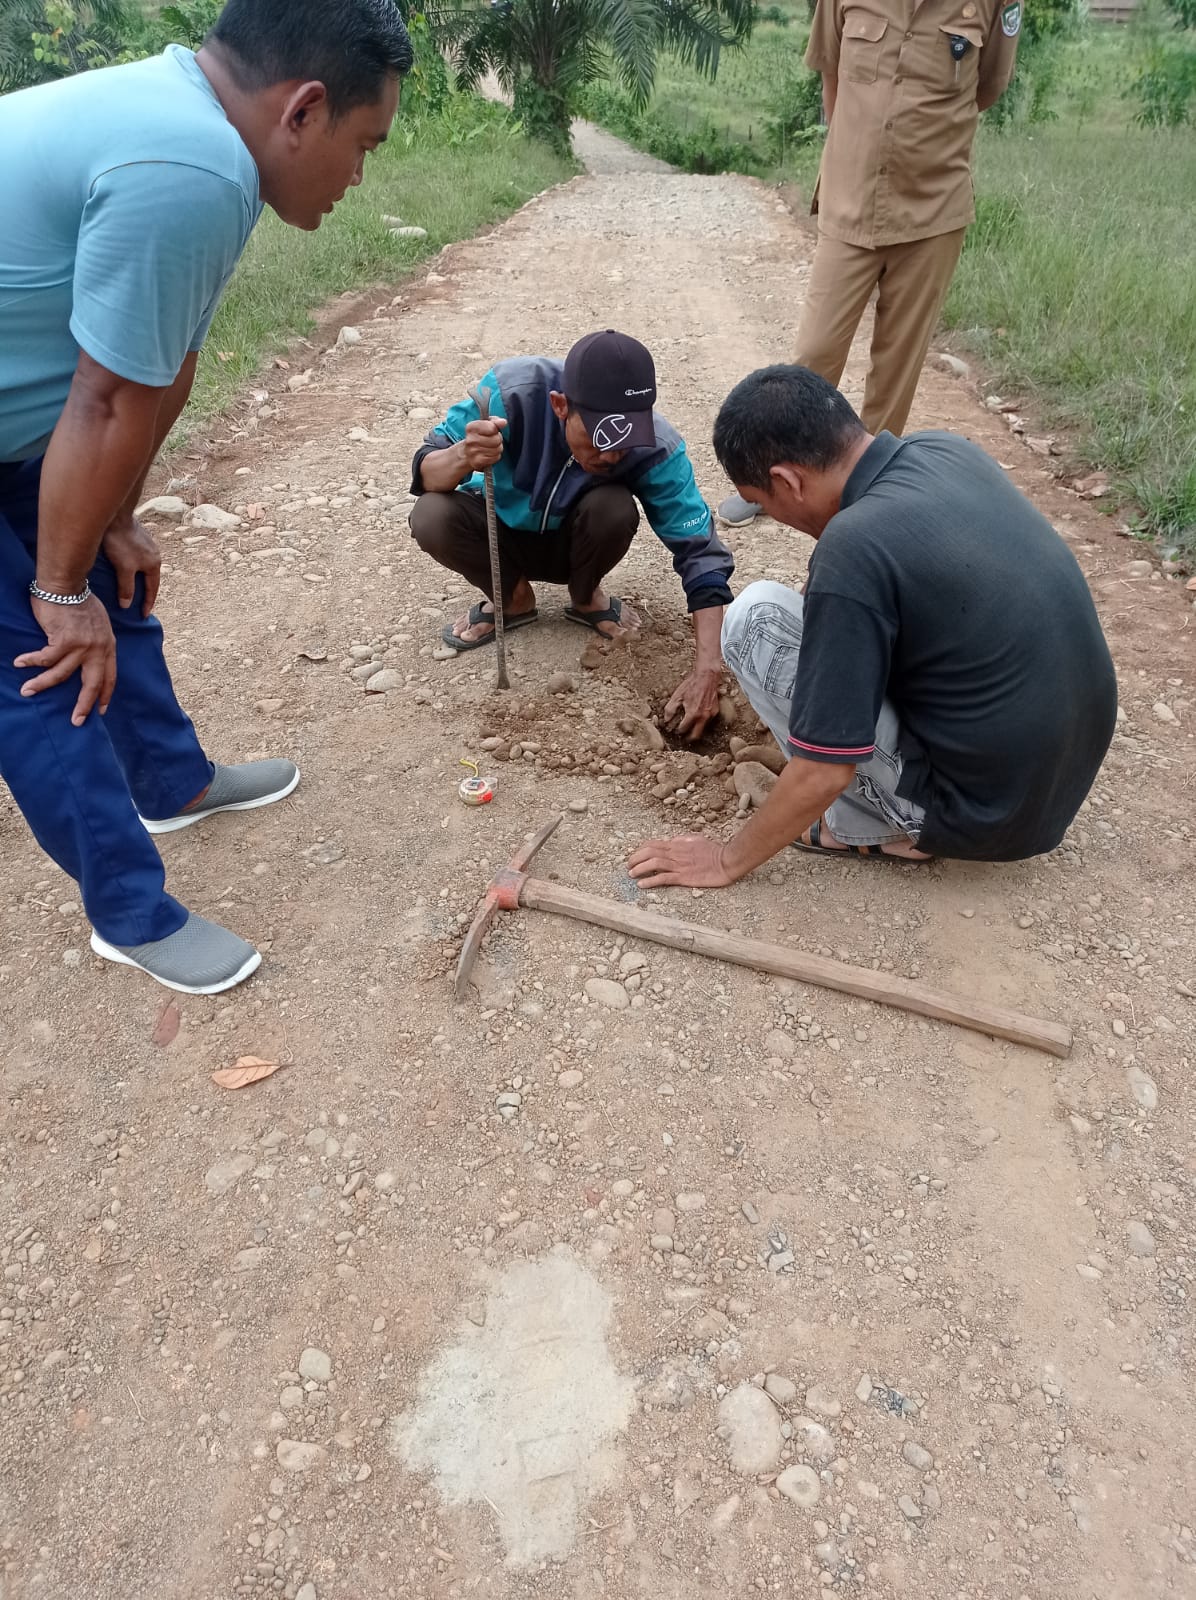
[792,816,932,862]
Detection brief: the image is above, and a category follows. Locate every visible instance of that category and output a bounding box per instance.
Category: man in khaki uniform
[719,0,1020,526]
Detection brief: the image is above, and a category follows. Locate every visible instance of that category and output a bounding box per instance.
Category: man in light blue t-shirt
[0,0,411,993]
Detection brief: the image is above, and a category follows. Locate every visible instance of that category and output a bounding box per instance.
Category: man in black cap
[410,330,735,737]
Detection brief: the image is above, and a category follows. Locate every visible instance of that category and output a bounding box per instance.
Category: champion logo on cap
[591,414,634,451]
[564,329,659,454]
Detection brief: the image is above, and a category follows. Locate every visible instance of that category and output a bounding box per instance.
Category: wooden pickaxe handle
[469,383,509,692]
[490,869,1073,1059]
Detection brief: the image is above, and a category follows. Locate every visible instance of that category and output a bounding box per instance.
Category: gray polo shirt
[787,431,1118,860]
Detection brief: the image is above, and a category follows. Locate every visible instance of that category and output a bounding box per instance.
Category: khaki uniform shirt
[805,0,1021,248]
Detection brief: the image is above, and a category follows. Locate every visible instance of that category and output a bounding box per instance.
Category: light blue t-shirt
[0,45,262,463]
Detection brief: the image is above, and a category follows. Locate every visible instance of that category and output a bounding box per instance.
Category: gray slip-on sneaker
[717,493,762,528]
[90,912,261,995]
[141,758,300,835]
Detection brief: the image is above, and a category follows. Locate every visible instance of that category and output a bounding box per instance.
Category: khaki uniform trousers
[795,227,966,436]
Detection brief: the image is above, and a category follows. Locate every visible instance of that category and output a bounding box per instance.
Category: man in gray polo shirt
[629,365,1117,889]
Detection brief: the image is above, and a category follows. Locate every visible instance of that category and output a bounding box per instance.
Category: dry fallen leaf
[152,1000,180,1048]
[211,1055,283,1090]
[246,502,266,520]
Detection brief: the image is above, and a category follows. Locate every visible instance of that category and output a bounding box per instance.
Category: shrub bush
[1131,37,1196,125]
[765,64,824,160]
[984,0,1080,128]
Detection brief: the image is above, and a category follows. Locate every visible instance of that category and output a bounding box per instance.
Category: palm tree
[431,0,756,153]
[0,0,133,93]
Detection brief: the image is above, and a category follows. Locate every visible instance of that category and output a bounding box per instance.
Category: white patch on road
[391,1250,635,1567]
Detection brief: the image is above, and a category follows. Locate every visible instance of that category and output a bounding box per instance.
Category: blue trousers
[0,457,211,944]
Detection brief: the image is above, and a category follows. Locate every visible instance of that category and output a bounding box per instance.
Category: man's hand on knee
[16,594,117,725]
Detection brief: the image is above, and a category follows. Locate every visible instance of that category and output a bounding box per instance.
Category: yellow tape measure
[458,757,496,807]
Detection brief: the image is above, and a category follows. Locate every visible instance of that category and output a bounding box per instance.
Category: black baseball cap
[562,330,658,452]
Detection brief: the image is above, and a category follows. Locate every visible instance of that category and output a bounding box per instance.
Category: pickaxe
[455,815,1072,1058]
[469,383,509,693]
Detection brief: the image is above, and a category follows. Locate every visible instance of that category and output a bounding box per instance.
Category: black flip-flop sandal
[564,597,624,633]
[440,601,538,653]
[792,816,932,862]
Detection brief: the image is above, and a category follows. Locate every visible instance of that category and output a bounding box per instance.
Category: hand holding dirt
[663,665,722,740]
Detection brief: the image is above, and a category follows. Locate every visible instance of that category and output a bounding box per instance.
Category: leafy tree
[430,0,755,153]
[152,0,223,48]
[396,10,451,116]
[0,0,133,92]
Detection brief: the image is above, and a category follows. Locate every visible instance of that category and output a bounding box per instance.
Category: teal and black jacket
[410,356,735,613]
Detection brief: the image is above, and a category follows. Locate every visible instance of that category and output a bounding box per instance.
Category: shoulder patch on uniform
[1000,1,1021,36]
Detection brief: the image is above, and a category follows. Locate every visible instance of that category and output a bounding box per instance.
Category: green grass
[946,31,1196,555]
[587,21,1196,556]
[186,97,575,423]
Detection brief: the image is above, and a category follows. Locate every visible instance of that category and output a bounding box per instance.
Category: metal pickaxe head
[454,814,563,1001]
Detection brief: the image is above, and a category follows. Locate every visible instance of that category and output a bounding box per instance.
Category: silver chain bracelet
[29,580,92,607]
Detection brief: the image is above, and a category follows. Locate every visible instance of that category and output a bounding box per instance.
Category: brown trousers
[794,228,967,436]
[410,484,639,608]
